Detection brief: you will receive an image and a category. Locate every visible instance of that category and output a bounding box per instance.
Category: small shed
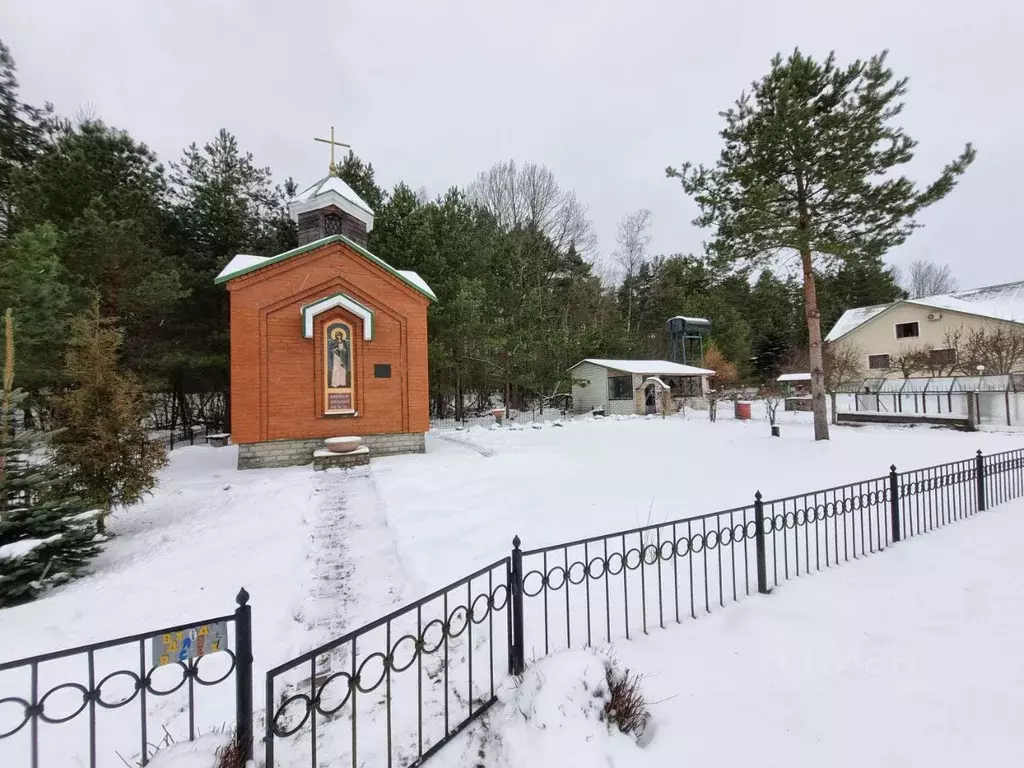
[569,359,715,416]
[777,372,811,395]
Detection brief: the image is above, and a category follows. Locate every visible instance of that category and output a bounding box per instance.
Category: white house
[826,280,1024,376]
[569,359,715,416]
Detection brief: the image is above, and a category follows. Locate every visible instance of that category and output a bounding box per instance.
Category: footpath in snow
[437,495,1024,768]
[0,445,408,768]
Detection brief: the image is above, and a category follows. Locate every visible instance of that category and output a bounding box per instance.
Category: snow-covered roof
[777,373,811,382]
[669,315,711,325]
[640,376,671,389]
[825,304,891,342]
[214,235,436,301]
[570,359,715,376]
[288,174,375,231]
[826,280,1024,342]
[904,294,1024,325]
[397,270,435,299]
[217,254,270,281]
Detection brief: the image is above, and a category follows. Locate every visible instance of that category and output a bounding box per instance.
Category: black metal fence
[511,447,1024,664]
[265,559,510,768]
[151,423,211,452]
[0,590,252,768]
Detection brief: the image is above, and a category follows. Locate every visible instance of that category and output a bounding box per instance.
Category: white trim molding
[301,293,375,340]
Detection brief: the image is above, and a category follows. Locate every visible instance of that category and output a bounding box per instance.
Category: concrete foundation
[313,446,371,471]
[237,432,425,470]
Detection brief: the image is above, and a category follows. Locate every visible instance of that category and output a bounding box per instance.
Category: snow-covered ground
[381,411,1022,592]
[1,411,1021,767]
[437,494,1024,768]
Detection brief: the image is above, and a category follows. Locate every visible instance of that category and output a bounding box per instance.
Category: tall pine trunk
[800,247,830,441]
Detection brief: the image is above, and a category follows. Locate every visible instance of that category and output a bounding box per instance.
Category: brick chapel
[215,140,433,470]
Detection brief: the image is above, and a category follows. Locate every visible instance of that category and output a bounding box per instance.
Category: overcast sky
[6,0,1021,288]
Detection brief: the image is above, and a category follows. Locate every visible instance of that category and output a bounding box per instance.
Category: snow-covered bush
[604,661,651,739]
[438,649,652,767]
[147,732,232,768]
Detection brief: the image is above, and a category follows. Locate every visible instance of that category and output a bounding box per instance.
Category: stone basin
[324,436,364,454]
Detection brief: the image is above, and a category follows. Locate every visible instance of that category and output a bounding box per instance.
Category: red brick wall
[226,240,430,444]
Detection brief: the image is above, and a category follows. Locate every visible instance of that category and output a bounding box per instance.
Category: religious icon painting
[324,321,355,414]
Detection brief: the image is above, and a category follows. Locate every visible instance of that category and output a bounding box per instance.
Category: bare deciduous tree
[944,325,1024,374]
[613,209,652,334]
[760,386,784,428]
[888,345,933,379]
[793,342,866,391]
[468,160,597,256]
[903,260,959,298]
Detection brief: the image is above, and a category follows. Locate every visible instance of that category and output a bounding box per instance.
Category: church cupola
[288,127,374,247]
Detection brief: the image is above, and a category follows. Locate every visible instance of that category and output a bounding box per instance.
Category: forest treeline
[0,40,907,425]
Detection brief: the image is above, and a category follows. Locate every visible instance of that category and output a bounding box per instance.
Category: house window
[929,348,956,366]
[868,354,891,370]
[674,377,703,397]
[608,375,633,400]
[895,322,920,339]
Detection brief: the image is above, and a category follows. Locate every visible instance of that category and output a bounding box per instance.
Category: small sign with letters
[152,621,229,667]
[327,392,353,412]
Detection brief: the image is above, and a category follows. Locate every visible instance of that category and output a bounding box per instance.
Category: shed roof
[569,359,715,376]
[777,372,812,382]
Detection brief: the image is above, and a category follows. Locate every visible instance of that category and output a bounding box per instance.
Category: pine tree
[1,309,100,607]
[0,39,52,240]
[51,299,167,533]
[12,119,187,380]
[669,49,974,440]
[165,129,294,421]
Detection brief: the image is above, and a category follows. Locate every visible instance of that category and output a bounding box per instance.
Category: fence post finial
[976,449,987,512]
[510,536,525,675]
[889,464,901,543]
[234,587,254,762]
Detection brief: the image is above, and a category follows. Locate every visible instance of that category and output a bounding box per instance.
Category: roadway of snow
[1,411,1020,767]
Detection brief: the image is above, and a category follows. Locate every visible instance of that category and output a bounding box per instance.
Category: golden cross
[313,126,351,175]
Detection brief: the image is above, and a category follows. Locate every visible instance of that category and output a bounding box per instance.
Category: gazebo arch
[639,376,672,417]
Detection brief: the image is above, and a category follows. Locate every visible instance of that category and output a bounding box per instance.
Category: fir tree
[1,309,100,606]
[669,49,974,440]
[0,223,71,397]
[51,299,167,533]
[337,150,386,213]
